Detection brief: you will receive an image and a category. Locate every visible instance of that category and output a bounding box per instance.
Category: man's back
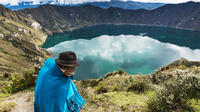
[34,51,86,112]
[34,58,70,112]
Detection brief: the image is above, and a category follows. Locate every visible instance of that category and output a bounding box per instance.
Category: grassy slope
[0,5,53,111]
[0,14,53,96]
[72,69,153,111]
[0,16,53,111]
[0,16,50,74]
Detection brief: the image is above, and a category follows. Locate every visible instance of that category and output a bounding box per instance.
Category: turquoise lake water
[41,24,200,80]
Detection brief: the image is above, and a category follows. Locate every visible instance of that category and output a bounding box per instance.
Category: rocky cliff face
[17,1,200,33]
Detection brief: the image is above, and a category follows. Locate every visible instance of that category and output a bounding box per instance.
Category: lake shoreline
[46,23,200,36]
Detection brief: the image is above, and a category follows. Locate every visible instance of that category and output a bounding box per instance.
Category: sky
[0,0,200,6]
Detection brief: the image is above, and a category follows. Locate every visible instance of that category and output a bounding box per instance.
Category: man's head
[57,64,76,77]
[55,51,80,77]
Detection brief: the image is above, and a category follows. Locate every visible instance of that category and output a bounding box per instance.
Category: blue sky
[0,0,199,6]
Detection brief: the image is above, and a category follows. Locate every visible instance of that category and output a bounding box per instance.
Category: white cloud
[47,35,200,79]
[129,0,200,3]
[48,34,200,62]
[0,0,46,5]
[0,0,110,5]
[0,0,200,6]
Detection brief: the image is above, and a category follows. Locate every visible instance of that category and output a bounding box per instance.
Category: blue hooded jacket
[34,58,86,112]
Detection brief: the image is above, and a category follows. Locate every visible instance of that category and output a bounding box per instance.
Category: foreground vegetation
[0,58,200,112]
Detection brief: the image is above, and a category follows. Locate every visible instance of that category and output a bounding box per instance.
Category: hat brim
[55,59,80,67]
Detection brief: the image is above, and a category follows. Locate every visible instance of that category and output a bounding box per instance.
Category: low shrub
[0,102,16,112]
[1,69,36,94]
[120,105,128,111]
[127,78,151,94]
[95,84,108,94]
[148,70,200,111]
[111,85,118,92]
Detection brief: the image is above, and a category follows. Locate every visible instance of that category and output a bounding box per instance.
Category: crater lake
[41,24,200,80]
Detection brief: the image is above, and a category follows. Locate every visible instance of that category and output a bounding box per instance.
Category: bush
[111,85,118,92]
[0,102,16,112]
[1,69,36,94]
[120,105,128,111]
[95,84,108,94]
[127,78,151,94]
[148,70,200,111]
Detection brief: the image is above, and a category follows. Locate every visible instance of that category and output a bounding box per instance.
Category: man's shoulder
[46,57,55,61]
[40,57,56,70]
[43,58,55,64]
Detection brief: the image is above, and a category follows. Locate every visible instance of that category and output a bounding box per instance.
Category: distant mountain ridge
[73,1,165,10]
[17,1,200,33]
[4,0,165,10]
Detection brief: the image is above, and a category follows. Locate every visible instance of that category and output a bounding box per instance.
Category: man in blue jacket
[34,51,86,112]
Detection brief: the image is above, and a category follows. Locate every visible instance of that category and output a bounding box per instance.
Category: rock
[115,74,120,78]
[14,33,20,37]
[31,22,41,29]
[0,33,4,37]
[104,72,113,79]
[3,72,10,78]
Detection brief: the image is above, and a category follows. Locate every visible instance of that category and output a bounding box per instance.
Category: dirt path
[4,91,34,112]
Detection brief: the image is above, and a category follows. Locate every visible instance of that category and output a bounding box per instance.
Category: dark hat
[55,51,80,67]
